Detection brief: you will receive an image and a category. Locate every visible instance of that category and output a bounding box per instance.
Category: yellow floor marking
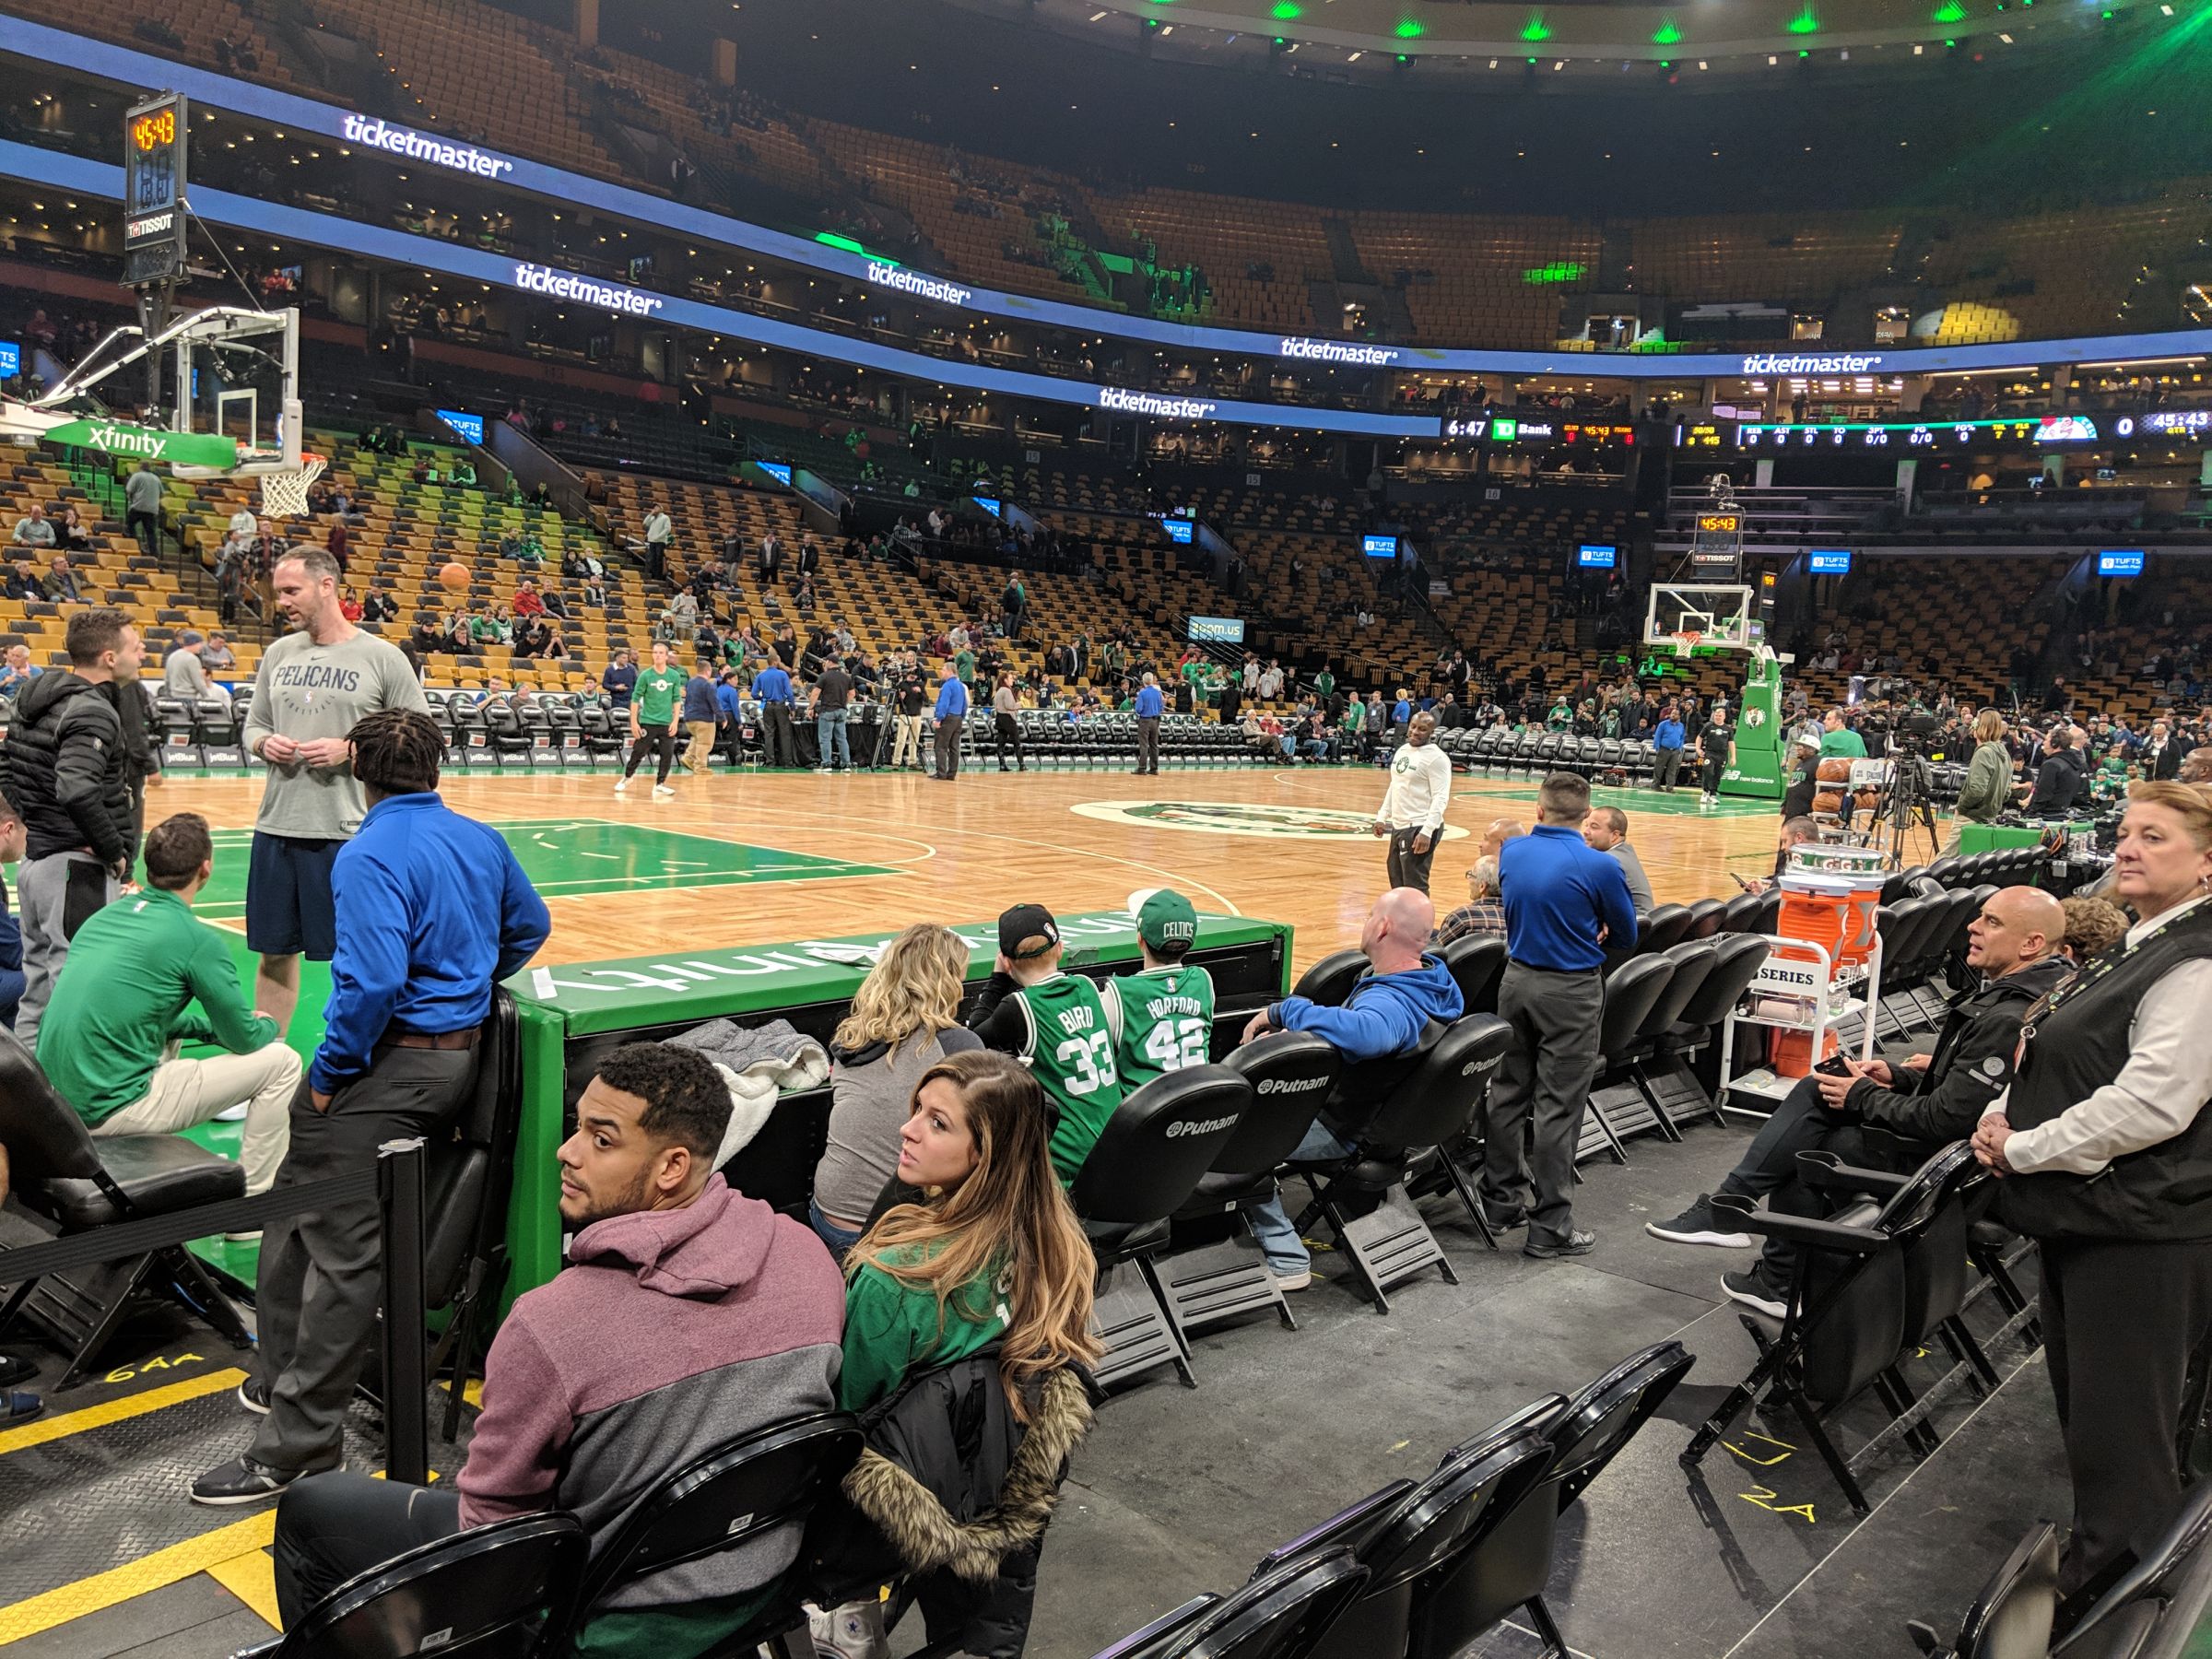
[0,1512,274,1644]
[206,1547,281,1630]
[0,1367,246,1458]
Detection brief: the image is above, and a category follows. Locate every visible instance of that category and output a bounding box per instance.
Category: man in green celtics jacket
[967,902,1123,1184]
[1103,888,1216,1090]
[39,812,300,1194]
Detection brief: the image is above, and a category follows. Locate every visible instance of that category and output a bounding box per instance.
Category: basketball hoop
[259,451,326,519]
[1671,630,1702,659]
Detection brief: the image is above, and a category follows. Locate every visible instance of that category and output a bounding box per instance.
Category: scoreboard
[1678,413,2105,452]
[124,92,189,286]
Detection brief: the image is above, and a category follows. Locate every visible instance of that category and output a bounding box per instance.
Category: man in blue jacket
[1481,771,1638,1259]
[1132,672,1164,776]
[931,660,969,782]
[1652,703,1687,793]
[1236,888,1465,1290]
[0,788,24,1029]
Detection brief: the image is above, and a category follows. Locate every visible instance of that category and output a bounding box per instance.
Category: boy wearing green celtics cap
[1103,888,1216,1091]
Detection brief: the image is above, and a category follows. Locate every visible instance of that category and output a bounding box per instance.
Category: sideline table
[499,909,1294,1299]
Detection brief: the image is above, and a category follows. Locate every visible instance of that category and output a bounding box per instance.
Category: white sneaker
[1273,1269,1313,1293]
[613,778,629,794]
[214,1103,250,1123]
[653,783,676,797]
[808,1600,889,1659]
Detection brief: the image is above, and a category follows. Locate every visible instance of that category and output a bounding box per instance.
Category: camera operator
[2021,724,2088,819]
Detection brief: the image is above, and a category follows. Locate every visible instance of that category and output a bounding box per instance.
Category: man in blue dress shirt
[1480,771,1638,1260]
[931,659,969,781]
[750,658,796,769]
[194,709,550,1504]
[1133,672,1164,776]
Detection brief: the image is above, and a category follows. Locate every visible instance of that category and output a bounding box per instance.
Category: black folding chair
[2053,1482,2212,1657]
[1116,1549,1369,1659]
[1906,1523,2060,1659]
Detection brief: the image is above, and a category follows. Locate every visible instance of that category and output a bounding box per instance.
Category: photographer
[1943,709,2015,856]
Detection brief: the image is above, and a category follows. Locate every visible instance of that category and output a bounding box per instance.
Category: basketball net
[259,451,327,519]
[1671,630,1702,659]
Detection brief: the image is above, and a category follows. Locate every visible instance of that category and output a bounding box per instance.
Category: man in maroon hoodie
[269,1041,845,1643]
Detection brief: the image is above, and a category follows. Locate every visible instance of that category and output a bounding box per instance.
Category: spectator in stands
[40,813,300,1197]
[813,924,983,1253]
[225,503,258,546]
[1101,889,1213,1094]
[124,462,164,559]
[1371,712,1451,893]
[243,550,432,1033]
[1431,858,1507,947]
[601,650,636,717]
[1819,707,1867,759]
[11,506,54,551]
[163,631,215,705]
[1652,703,1687,792]
[616,641,686,798]
[2060,893,2129,965]
[0,789,24,1030]
[53,512,90,558]
[0,607,140,1051]
[512,581,545,620]
[197,711,549,1507]
[1974,782,2212,1605]
[759,527,782,582]
[932,661,969,782]
[1483,771,1638,1260]
[337,587,364,625]
[818,1047,1099,1658]
[1582,806,1654,913]
[0,645,39,700]
[360,592,398,627]
[967,903,1122,1183]
[2023,724,2088,818]
[1239,888,1463,1288]
[6,559,47,601]
[1652,886,2065,1313]
[795,535,820,585]
[271,1041,842,1649]
[202,633,236,673]
[814,654,855,773]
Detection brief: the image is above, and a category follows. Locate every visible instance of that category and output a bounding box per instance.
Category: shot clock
[124,92,189,286]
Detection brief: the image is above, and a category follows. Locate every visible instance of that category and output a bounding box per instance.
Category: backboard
[171,305,300,476]
[1644,582,1755,657]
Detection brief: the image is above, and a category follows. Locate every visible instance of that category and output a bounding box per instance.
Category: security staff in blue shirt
[194,709,549,1506]
[713,670,746,768]
[1480,770,1638,1262]
[751,660,796,769]
[931,660,969,781]
[1133,671,1165,776]
[1653,707,1688,793]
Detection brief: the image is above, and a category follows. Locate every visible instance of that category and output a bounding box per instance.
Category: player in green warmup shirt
[1102,888,1216,1090]
[615,640,688,796]
[966,903,1123,1185]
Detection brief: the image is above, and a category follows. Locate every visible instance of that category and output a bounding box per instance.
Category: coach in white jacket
[1373,710,1453,893]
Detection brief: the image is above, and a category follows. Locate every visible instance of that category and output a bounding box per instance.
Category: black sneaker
[238,1377,272,1416]
[190,1455,314,1507]
[1645,1196,1753,1249]
[6,1391,42,1425]
[1524,1230,1597,1259]
[1723,1270,1789,1320]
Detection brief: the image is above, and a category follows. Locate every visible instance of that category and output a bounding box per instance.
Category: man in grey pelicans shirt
[243,548,429,1032]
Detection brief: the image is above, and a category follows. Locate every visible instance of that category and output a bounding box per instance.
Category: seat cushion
[1084,1216,1170,1261]
[1176,1169,1275,1213]
[36,1134,245,1230]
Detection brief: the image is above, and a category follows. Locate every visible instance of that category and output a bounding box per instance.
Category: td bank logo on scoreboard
[1073,800,1471,841]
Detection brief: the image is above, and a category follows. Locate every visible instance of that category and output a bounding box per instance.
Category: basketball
[439,562,470,592]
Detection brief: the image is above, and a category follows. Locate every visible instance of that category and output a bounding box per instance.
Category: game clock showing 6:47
[124,91,189,286]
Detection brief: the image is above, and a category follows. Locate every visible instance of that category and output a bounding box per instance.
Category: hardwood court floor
[152,762,1798,975]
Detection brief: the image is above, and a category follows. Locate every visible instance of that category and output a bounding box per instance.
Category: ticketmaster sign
[865,260,972,308]
[1278,337,1401,366]
[511,262,665,316]
[1738,353,1884,375]
[340,114,514,181]
[1099,386,1220,420]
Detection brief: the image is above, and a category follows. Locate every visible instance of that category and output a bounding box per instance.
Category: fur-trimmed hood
[841,1364,1095,1583]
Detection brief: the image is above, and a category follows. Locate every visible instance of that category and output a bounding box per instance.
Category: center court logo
[1071,800,1470,841]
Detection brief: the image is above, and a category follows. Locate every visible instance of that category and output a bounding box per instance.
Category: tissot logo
[511,264,665,317]
[1165,1113,1240,1139]
[341,114,514,180]
[1739,353,1883,375]
[1278,337,1401,366]
[865,261,971,307]
[126,211,174,240]
[1099,387,1218,420]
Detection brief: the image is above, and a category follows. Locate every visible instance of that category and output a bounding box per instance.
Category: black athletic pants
[1713,1076,1873,1282]
[274,1471,462,1626]
[934,714,963,778]
[1385,826,1436,893]
[2040,1235,2212,1597]
[995,712,1025,771]
[1135,716,1159,774]
[622,726,677,784]
[762,701,797,768]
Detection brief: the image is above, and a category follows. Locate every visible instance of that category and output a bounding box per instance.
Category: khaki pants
[683,719,716,773]
[891,712,925,767]
[94,1044,303,1194]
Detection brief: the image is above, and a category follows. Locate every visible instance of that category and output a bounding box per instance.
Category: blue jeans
[817,708,850,769]
[809,1198,863,1257]
[1240,1121,1355,1275]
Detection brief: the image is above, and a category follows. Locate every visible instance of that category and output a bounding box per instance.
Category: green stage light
[1787,3,1819,31]
[1394,17,1426,36]
[1934,0,1965,19]
[1521,11,1552,41]
[1653,18,1683,42]
[1271,1,1300,17]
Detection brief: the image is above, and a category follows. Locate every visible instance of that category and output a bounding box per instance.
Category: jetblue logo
[1166,1113,1239,1138]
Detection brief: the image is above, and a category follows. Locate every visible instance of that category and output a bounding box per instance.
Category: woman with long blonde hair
[810,924,981,1253]
[814,1050,1100,1659]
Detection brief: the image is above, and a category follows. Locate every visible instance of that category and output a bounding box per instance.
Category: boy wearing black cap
[1102,889,1215,1092]
[967,902,1123,1185]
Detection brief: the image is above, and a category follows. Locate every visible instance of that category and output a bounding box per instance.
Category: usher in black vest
[1997,903,2212,1243]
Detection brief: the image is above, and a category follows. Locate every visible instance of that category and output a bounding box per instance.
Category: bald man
[2183,747,2212,785]
[1479,818,1528,865]
[1237,887,1465,1289]
[1651,884,2069,1317]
